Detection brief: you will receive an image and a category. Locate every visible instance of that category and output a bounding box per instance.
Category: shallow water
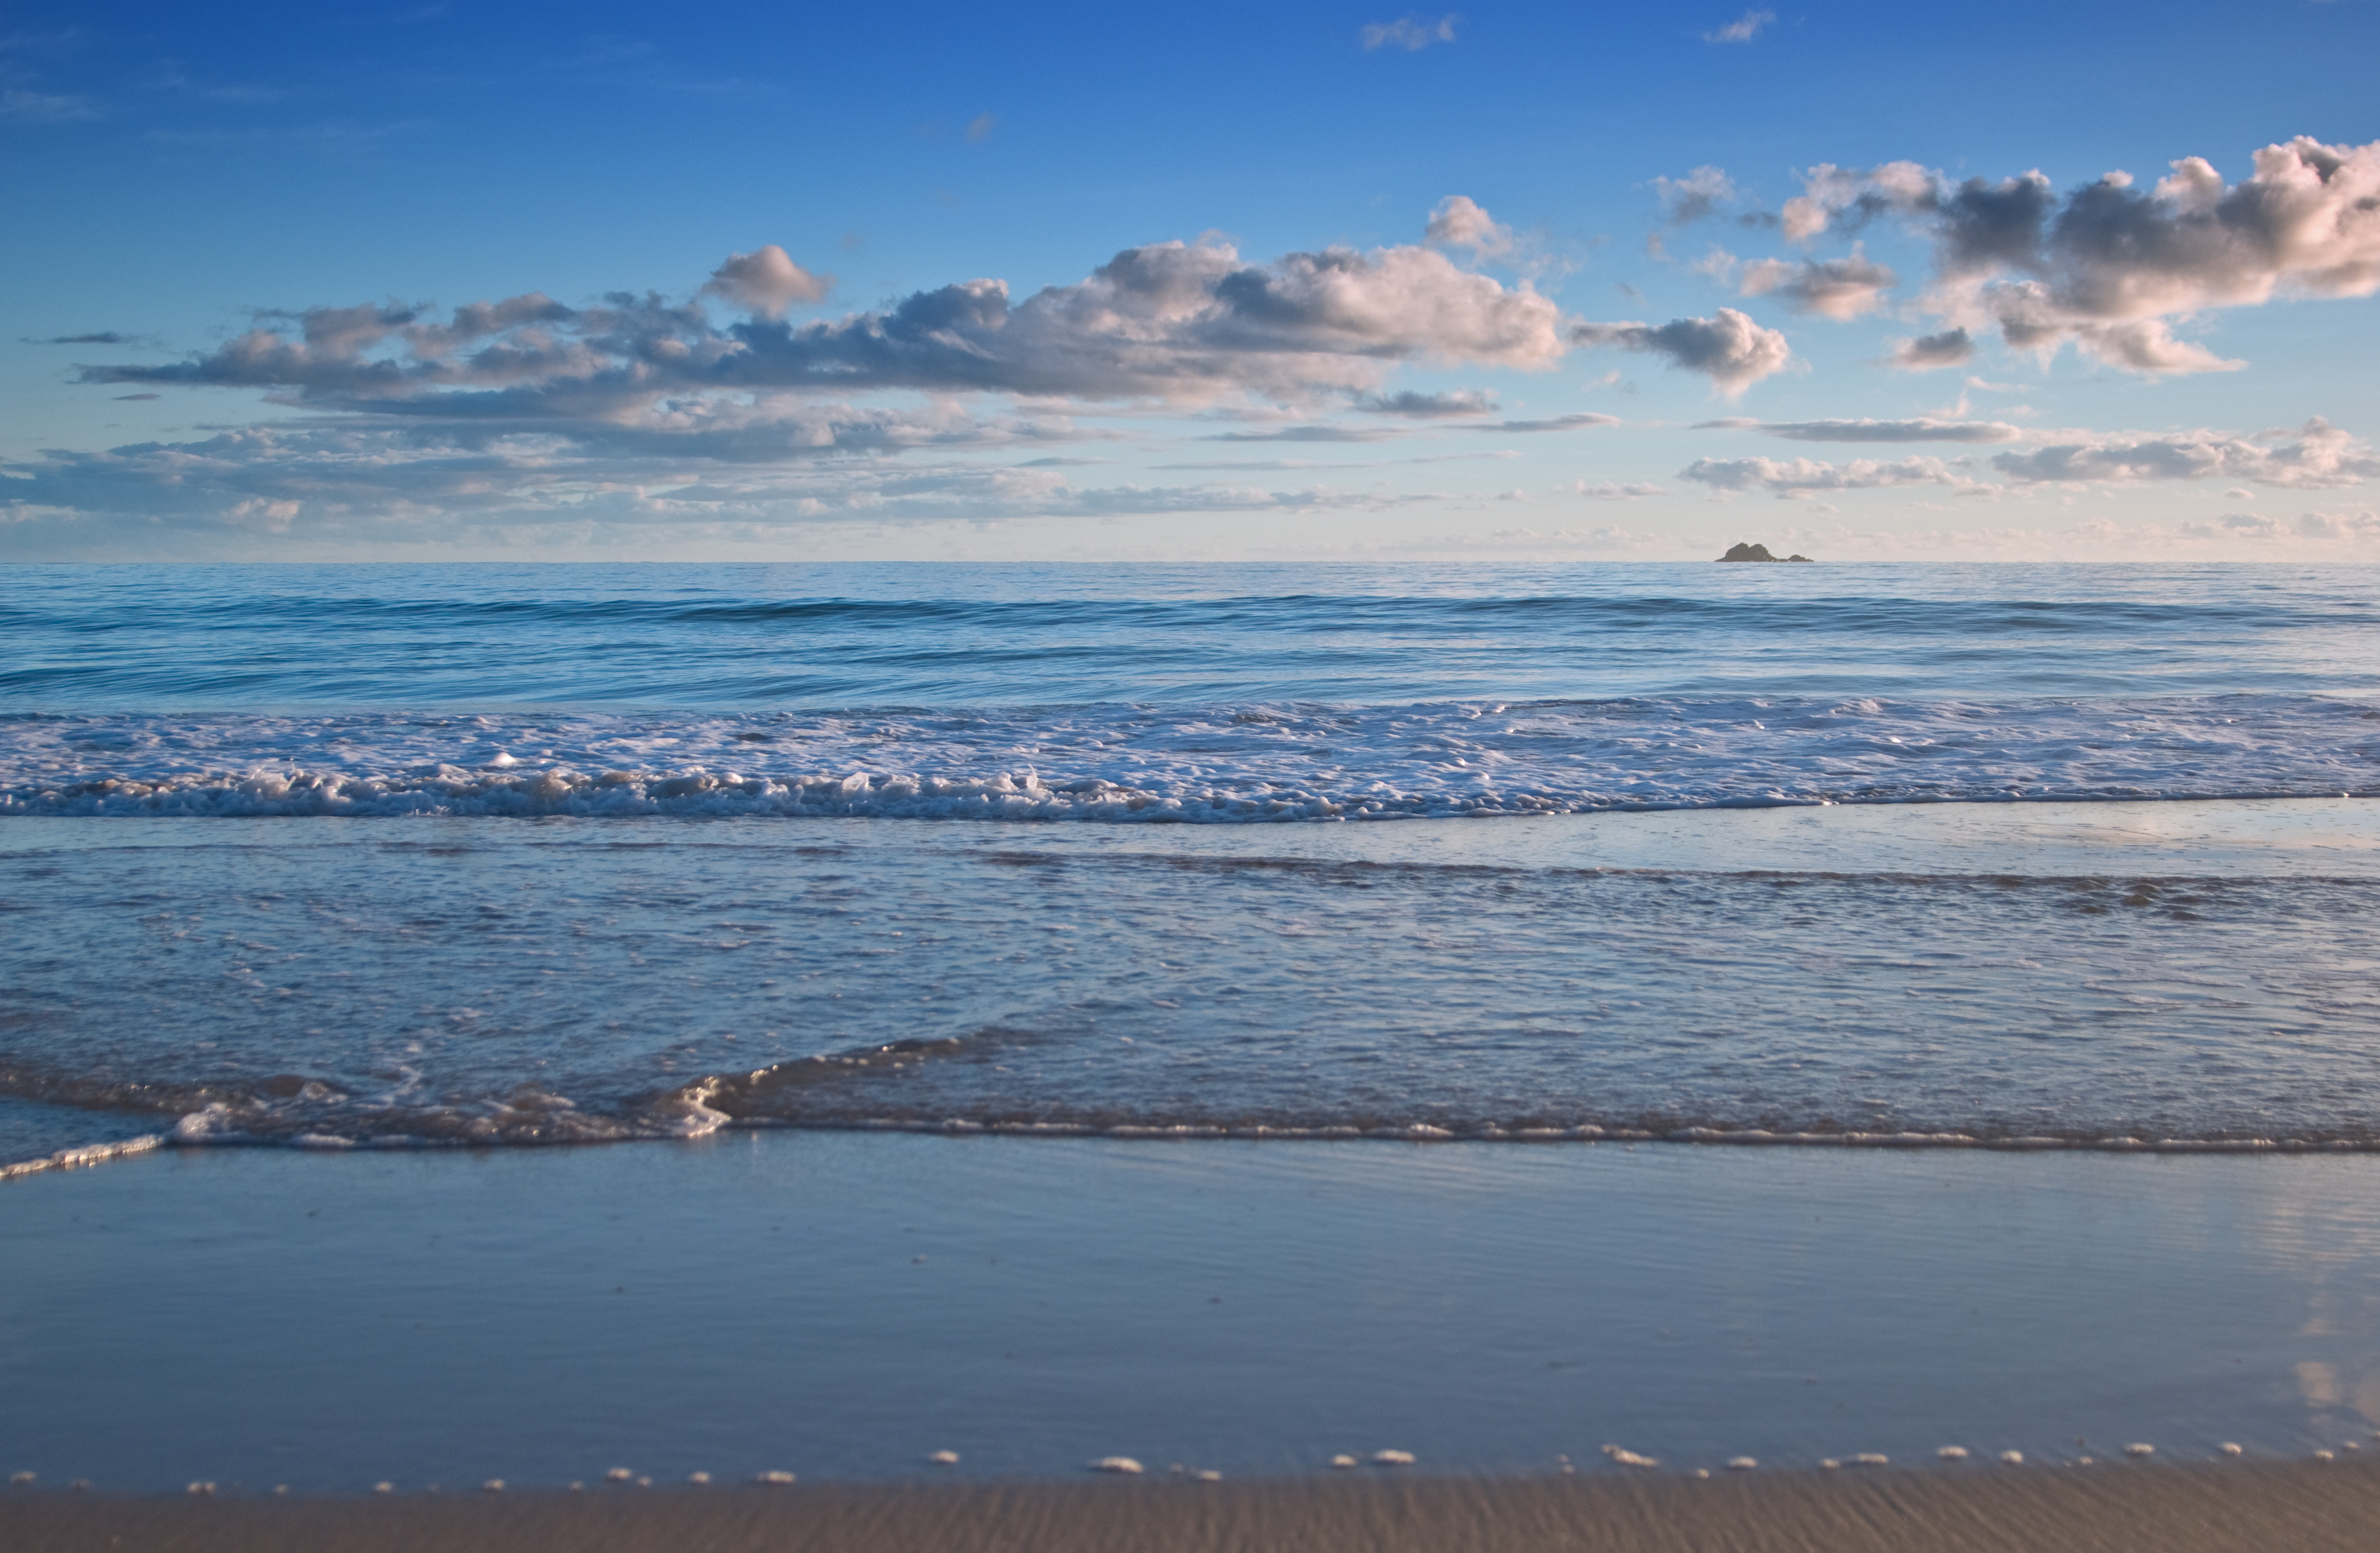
[3,803,2377,1152]
[3,562,2379,1160]
[7,563,2380,1492]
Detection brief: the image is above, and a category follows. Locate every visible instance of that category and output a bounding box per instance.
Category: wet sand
[9,1137,2380,1488]
[9,1464,2380,1553]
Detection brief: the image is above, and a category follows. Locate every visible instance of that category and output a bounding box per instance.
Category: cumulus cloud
[1991,418,2379,488]
[1656,166,1738,225]
[700,245,834,318]
[1702,9,1774,43]
[84,237,1568,412]
[1681,453,1984,498]
[1424,195,1513,258]
[1699,418,2024,443]
[1573,480,1664,500]
[1736,248,1896,319]
[1571,308,1792,395]
[1361,14,1459,50]
[1774,137,2380,372]
[1779,159,1937,243]
[1885,328,1975,370]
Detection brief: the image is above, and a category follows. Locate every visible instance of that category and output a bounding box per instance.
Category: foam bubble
[8,696,2372,822]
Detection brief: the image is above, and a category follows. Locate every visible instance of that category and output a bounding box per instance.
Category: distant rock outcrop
[1718,542,1813,562]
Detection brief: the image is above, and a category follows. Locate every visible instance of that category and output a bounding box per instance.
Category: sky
[4,1,2378,562]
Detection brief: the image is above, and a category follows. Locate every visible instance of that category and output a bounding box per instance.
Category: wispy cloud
[1481,412,1620,433]
[544,35,780,100]
[0,85,96,121]
[1677,418,2380,499]
[1206,426,1400,443]
[28,331,141,346]
[1702,9,1775,44]
[1683,454,1988,499]
[0,418,1437,550]
[1696,418,2023,443]
[1352,389,1499,417]
[1993,419,2378,488]
[1361,14,1459,52]
[1655,166,1738,225]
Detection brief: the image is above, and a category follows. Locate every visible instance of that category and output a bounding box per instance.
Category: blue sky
[4,1,2377,560]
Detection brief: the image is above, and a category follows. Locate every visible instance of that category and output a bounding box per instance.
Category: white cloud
[1352,389,1499,417]
[1571,308,1792,396]
[1779,160,1936,243]
[1702,418,2024,443]
[1360,14,1458,51]
[1736,248,1896,319]
[1771,137,2380,373]
[1480,412,1620,433]
[84,237,1569,412]
[1656,166,1738,225]
[1572,480,1664,501]
[1702,9,1775,43]
[1424,195,1513,258]
[1206,426,1400,443]
[2296,509,2380,540]
[699,245,834,319]
[0,86,97,122]
[0,416,1436,553]
[1681,454,1986,498]
[1884,329,1975,371]
[1991,418,2379,488]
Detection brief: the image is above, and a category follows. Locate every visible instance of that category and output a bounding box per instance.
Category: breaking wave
[5,695,2376,819]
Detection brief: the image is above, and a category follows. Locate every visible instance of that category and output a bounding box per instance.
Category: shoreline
[26,1124,2380,1187]
[10,1464,2380,1553]
[8,1137,2379,1489]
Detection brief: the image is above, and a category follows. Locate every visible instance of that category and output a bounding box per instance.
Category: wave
[16,589,2350,636]
[4,695,2375,819]
[15,1035,2380,1164]
[11,564,2380,709]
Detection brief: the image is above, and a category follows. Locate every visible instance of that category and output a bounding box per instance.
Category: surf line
[0,1135,164,1184]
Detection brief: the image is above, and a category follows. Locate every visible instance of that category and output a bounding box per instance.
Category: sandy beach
[11,1464,2380,1553]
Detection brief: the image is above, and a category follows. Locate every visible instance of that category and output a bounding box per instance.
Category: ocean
[3,561,2378,1164]
[6,560,2380,1489]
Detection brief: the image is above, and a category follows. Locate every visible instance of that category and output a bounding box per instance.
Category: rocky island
[1718,542,1814,562]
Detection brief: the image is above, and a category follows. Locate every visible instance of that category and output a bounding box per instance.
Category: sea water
[2,561,2377,1161]
[6,561,2380,1491]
